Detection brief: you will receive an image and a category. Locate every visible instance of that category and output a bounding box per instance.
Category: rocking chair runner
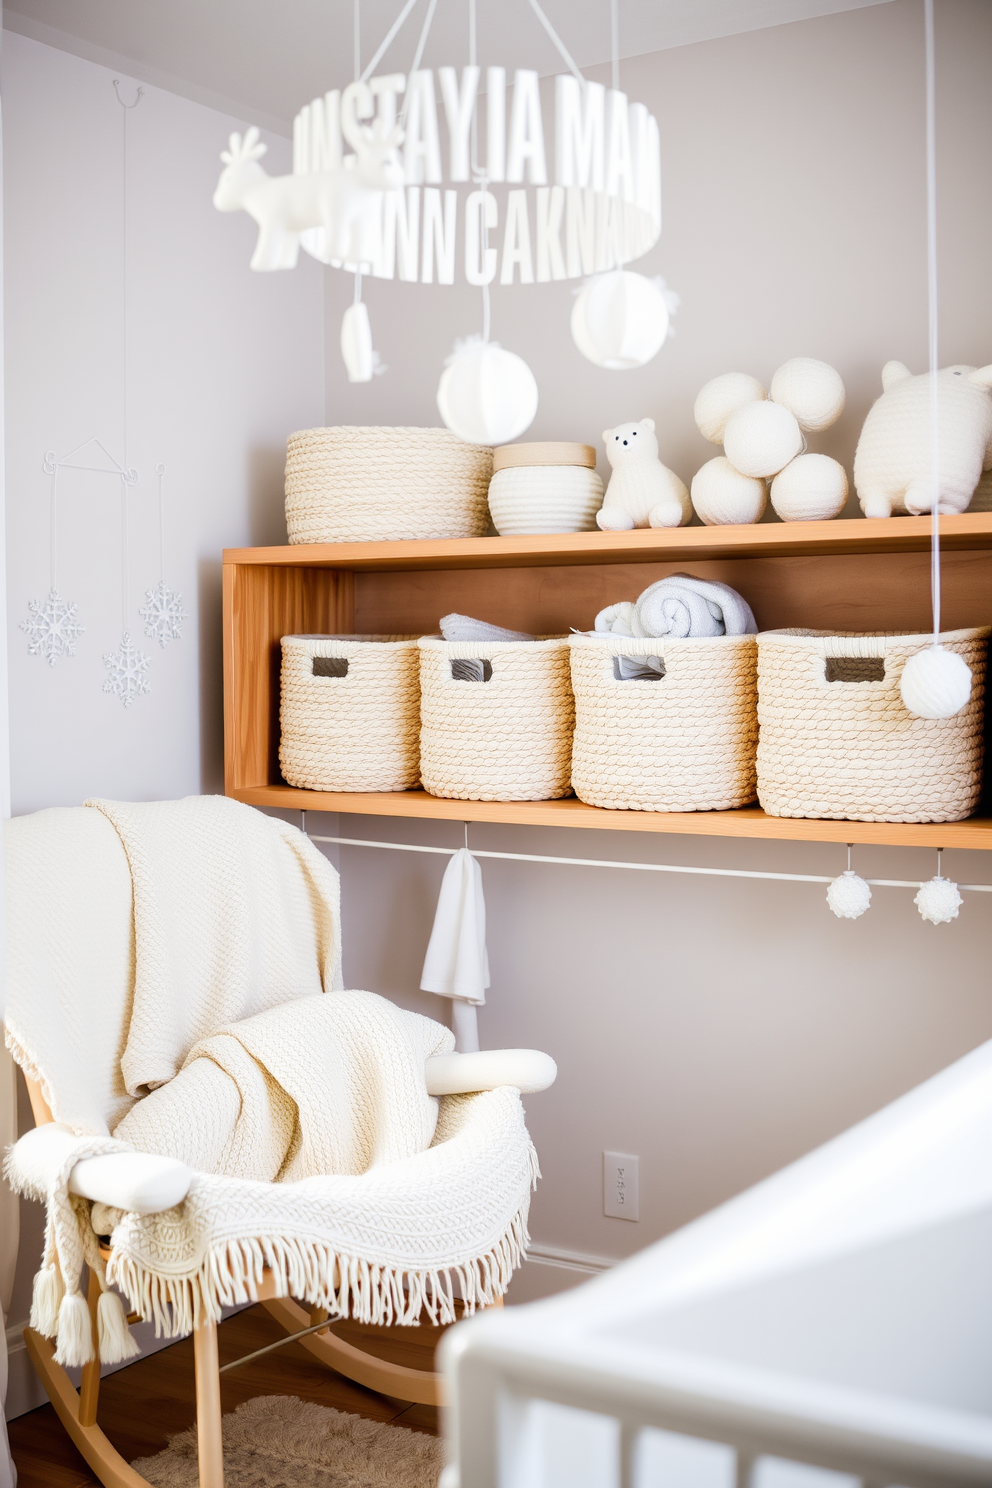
[4,799,555,1488]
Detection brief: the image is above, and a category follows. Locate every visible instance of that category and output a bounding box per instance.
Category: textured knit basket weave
[285,427,493,544]
[756,627,990,823]
[418,638,574,801]
[569,634,758,811]
[280,634,422,792]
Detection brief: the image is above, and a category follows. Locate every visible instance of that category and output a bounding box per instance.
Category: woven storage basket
[418,638,574,801]
[280,634,421,792]
[756,627,990,823]
[569,634,758,811]
[285,427,493,544]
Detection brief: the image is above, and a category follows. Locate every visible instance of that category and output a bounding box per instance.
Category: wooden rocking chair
[5,804,554,1488]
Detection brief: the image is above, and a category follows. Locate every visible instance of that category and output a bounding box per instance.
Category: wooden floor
[8,1304,443,1487]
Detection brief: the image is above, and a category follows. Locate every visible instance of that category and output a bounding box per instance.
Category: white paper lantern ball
[693,373,766,444]
[571,270,670,370]
[826,870,872,920]
[723,401,804,480]
[770,453,849,522]
[914,876,962,925]
[691,457,767,526]
[437,341,538,445]
[769,357,846,432]
[899,646,972,719]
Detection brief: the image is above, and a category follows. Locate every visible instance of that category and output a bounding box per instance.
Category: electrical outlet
[603,1151,639,1220]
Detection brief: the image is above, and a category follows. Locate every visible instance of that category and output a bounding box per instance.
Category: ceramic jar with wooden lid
[487,442,604,535]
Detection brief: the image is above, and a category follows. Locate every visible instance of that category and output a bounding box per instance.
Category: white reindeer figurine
[213,123,404,272]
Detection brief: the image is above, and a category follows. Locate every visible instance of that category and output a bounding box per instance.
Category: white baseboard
[507,1242,615,1304]
[525,1243,614,1275]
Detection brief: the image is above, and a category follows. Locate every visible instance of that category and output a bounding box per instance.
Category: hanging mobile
[20,449,85,665]
[140,463,186,645]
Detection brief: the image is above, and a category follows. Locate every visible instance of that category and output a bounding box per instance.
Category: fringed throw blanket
[9,990,538,1365]
[4,796,537,1369]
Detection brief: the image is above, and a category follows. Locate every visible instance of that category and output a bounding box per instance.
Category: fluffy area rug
[131,1394,443,1487]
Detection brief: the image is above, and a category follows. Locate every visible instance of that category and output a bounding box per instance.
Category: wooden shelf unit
[223,514,992,851]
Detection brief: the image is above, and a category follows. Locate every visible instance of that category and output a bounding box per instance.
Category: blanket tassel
[98,1289,141,1364]
[55,1290,94,1367]
[30,1265,64,1338]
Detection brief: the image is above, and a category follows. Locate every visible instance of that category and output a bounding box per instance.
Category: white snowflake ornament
[103,631,151,708]
[21,589,84,665]
[826,870,872,920]
[140,579,186,647]
[914,875,962,925]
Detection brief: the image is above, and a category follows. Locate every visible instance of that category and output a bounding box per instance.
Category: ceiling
[3,0,895,135]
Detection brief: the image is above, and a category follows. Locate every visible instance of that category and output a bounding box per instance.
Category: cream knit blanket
[6,797,537,1365]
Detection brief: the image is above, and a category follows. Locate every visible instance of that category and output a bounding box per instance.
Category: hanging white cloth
[420,849,490,1052]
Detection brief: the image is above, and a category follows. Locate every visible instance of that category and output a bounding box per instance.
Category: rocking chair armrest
[425,1049,557,1096]
[12,1123,193,1215]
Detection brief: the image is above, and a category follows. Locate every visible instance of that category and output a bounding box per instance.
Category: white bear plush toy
[596,419,691,530]
[853,361,992,517]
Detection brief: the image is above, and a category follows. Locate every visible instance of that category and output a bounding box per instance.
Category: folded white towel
[594,574,756,641]
[440,613,534,642]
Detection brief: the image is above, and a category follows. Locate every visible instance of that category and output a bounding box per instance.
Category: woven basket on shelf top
[569,634,758,811]
[418,637,574,802]
[756,627,990,823]
[285,426,493,544]
[280,634,422,792]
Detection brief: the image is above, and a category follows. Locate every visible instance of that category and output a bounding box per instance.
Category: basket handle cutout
[451,658,493,682]
[312,656,349,677]
[613,655,666,682]
[824,657,885,684]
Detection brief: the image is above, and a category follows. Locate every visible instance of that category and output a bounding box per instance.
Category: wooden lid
[492,441,597,471]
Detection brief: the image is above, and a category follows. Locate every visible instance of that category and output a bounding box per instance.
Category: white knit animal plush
[596,419,691,530]
[853,361,992,518]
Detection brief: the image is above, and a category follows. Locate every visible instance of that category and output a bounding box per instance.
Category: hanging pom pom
[30,1265,64,1338]
[54,1290,95,1367]
[899,646,972,719]
[915,876,963,925]
[98,1289,140,1364]
[826,870,872,919]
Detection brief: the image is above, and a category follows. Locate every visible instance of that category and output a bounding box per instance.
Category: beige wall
[318,0,992,1293]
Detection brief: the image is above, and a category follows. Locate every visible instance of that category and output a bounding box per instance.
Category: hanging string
[360,0,421,82]
[155,463,167,584]
[924,0,941,646]
[399,0,440,129]
[114,80,141,638]
[526,0,584,85]
[468,0,490,342]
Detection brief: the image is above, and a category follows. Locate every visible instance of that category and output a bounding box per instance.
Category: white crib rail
[440,1039,992,1488]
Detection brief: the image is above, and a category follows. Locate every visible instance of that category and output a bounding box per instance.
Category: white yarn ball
[769,357,846,432]
[770,453,849,522]
[437,341,538,445]
[693,373,766,444]
[914,876,962,925]
[723,401,804,479]
[898,646,973,720]
[826,870,872,920]
[691,457,767,526]
[571,270,670,370]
